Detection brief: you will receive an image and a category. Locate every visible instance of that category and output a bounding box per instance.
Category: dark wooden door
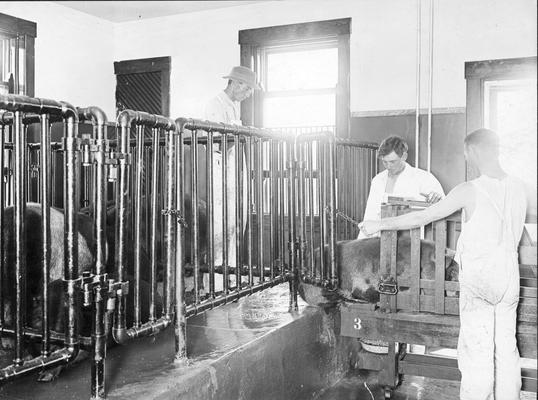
[114,56,171,117]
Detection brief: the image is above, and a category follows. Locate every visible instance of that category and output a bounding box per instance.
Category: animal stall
[338,202,537,399]
[0,93,295,399]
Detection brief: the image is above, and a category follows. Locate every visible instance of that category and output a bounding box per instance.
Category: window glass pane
[267,47,338,91]
[263,94,335,128]
[485,79,537,187]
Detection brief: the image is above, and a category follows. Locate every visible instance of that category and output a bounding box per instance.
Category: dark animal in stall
[1,203,161,381]
[97,198,207,285]
[298,236,459,307]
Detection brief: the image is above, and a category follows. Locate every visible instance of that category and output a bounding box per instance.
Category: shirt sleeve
[419,170,445,197]
[358,174,383,239]
[204,97,226,123]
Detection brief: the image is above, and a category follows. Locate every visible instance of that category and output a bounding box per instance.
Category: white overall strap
[473,180,515,244]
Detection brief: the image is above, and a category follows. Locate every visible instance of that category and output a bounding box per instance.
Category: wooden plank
[518,302,537,324]
[521,277,537,288]
[434,220,446,314]
[397,294,460,315]
[340,306,460,348]
[519,246,537,266]
[410,228,421,311]
[400,354,461,381]
[398,278,459,292]
[520,286,537,298]
[520,264,537,278]
[378,342,400,388]
[522,367,538,392]
[517,322,537,358]
[379,206,395,312]
[340,305,537,360]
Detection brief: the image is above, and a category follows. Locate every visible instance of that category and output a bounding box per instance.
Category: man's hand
[358,220,381,237]
[420,191,443,204]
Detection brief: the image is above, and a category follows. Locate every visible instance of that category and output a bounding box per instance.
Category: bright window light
[266,47,338,91]
[484,79,537,187]
[264,94,335,128]
[263,45,338,129]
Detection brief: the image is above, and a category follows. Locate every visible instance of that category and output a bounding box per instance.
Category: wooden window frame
[239,18,351,137]
[0,12,37,97]
[465,56,537,179]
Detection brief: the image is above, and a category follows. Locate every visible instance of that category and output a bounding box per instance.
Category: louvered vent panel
[116,71,162,115]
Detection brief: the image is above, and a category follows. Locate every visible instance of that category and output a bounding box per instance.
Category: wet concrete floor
[316,370,537,400]
[0,284,301,399]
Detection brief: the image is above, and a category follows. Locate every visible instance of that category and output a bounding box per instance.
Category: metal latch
[378,276,398,295]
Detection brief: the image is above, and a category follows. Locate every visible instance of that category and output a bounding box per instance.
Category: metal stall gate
[173,119,293,357]
[0,95,92,385]
[292,132,378,290]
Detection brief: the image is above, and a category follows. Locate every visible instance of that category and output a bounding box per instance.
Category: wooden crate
[377,203,537,326]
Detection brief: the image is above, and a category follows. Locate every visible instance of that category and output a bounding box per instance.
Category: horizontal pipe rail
[185,276,288,318]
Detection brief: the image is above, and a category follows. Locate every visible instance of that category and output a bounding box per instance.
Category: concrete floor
[0,284,361,400]
[316,370,538,400]
[0,285,536,400]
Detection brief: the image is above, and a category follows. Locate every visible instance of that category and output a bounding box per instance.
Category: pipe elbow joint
[112,327,131,345]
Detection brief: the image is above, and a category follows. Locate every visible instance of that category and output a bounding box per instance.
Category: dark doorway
[113,56,171,117]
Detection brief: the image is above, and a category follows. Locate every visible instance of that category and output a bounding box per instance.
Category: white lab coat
[204,92,244,274]
[358,162,444,239]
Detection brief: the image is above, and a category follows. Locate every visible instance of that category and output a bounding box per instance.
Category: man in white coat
[203,66,260,290]
[358,135,444,239]
[360,128,532,400]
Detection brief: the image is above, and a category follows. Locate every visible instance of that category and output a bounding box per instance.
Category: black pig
[298,236,459,307]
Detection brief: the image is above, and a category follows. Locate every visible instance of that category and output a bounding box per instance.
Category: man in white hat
[203,66,260,290]
[205,66,261,125]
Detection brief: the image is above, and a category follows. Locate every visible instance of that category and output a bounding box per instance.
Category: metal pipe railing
[0,95,81,383]
[77,105,108,400]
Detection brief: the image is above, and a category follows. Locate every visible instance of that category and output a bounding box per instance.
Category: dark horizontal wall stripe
[351,112,466,193]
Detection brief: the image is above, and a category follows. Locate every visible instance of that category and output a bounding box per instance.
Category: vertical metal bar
[278,140,285,271]
[191,129,200,303]
[133,125,144,327]
[427,0,434,172]
[247,135,253,287]
[207,131,215,296]
[307,142,315,279]
[113,115,131,343]
[296,142,306,282]
[234,133,242,289]
[40,114,51,357]
[85,108,108,400]
[163,127,176,320]
[269,139,278,279]
[0,125,4,326]
[256,138,264,282]
[63,107,80,360]
[221,132,228,293]
[327,139,337,288]
[287,141,297,311]
[317,141,325,281]
[51,147,56,208]
[174,124,186,360]
[149,128,160,320]
[13,111,25,365]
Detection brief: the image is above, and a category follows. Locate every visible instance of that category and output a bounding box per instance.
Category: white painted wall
[113,0,537,117]
[0,1,116,117]
[1,0,535,119]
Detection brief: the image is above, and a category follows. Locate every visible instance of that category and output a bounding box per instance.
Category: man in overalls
[359,128,533,399]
